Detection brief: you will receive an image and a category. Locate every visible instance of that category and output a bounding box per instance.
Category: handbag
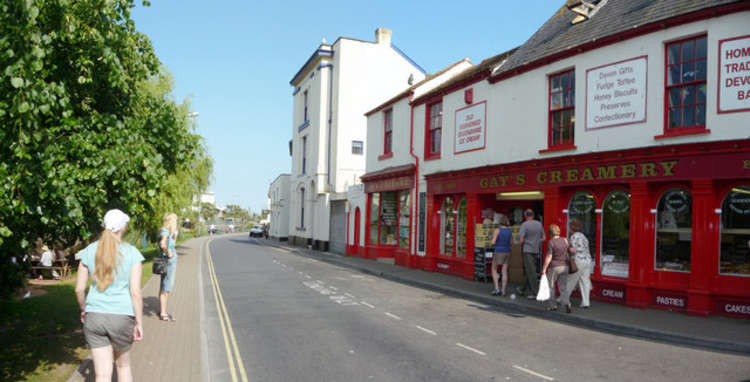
[565,238,578,274]
[152,256,167,275]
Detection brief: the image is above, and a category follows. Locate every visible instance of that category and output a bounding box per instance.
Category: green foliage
[200,202,217,224]
[0,0,212,298]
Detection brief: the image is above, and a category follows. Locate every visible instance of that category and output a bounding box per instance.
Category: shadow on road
[466,302,527,318]
[143,296,160,318]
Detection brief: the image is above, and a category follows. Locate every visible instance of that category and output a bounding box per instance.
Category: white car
[249,225,263,238]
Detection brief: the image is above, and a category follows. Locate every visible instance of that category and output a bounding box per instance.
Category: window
[456,198,467,258]
[441,197,454,256]
[300,188,305,228]
[369,193,380,244]
[301,136,307,174]
[549,70,575,147]
[352,140,363,155]
[567,191,597,258]
[399,191,410,249]
[379,192,398,245]
[384,109,393,155]
[303,90,309,122]
[601,190,630,278]
[368,191,410,247]
[666,36,707,131]
[655,188,692,272]
[426,102,442,158]
[720,185,750,276]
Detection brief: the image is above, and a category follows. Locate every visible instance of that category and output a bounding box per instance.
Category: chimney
[375,28,392,45]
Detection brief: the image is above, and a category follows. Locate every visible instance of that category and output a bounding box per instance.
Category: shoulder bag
[152,256,167,275]
[565,238,578,274]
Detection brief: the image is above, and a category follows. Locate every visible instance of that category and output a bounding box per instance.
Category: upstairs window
[352,140,363,155]
[301,136,307,175]
[303,90,309,122]
[665,36,707,132]
[426,102,442,158]
[384,109,393,155]
[548,69,575,148]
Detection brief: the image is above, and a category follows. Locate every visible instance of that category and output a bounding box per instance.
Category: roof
[360,164,416,182]
[410,48,517,106]
[365,58,473,117]
[491,0,745,80]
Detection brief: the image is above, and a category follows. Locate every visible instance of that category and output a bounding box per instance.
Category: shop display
[720,185,750,276]
[655,188,692,272]
[601,190,630,277]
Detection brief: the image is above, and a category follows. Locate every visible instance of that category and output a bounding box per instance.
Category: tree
[200,202,218,225]
[0,0,211,297]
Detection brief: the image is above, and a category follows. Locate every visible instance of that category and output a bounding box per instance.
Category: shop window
[655,188,692,272]
[665,36,707,132]
[379,191,399,245]
[567,192,597,257]
[426,102,442,158]
[398,191,410,249]
[369,193,379,244]
[601,190,630,278]
[456,198,467,259]
[548,69,575,148]
[384,109,393,155]
[720,185,750,276]
[441,197,454,256]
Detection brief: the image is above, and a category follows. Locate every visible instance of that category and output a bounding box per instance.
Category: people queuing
[517,209,545,299]
[541,224,572,313]
[564,219,593,309]
[74,209,144,382]
[490,215,512,296]
[159,213,179,322]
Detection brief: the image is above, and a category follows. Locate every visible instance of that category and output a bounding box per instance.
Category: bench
[31,262,70,280]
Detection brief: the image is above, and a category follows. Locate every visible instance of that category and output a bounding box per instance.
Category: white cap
[103,209,130,233]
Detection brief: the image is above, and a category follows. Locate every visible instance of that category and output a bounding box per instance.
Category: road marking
[344,292,355,298]
[513,365,554,381]
[385,312,402,320]
[298,271,303,275]
[415,325,437,335]
[205,240,248,382]
[328,286,338,291]
[456,343,486,356]
[316,280,325,284]
[305,275,312,279]
[361,301,375,309]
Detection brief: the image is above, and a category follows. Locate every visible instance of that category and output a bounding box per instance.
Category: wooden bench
[31,261,70,280]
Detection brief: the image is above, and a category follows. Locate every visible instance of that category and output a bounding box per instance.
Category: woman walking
[565,219,593,308]
[541,224,572,313]
[159,213,179,322]
[75,209,144,382]
[490,215,513,296]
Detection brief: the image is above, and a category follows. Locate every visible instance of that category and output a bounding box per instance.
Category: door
[329,201,347,254]
[354,207,361,249]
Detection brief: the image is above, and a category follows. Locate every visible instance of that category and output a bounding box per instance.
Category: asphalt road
[202,235,750,382]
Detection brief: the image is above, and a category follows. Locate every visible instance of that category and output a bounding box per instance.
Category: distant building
[269,174,290,241]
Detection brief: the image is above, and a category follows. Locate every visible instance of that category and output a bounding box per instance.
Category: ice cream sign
[586,56,647,130]
[719,35,750,113]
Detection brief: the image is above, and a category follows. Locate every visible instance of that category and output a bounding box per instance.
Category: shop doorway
[438,195,468,259]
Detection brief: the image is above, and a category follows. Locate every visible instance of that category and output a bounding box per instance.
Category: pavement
[66,234,750,382]
[260,238,750,355]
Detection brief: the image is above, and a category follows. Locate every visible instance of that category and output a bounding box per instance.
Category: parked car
[249,225,263,238]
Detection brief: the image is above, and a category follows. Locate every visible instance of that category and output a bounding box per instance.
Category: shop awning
[360,164,415,182]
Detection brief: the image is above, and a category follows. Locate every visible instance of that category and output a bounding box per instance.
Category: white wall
[346,185,366,247]
[269,175,290,239]
[418,12,750,177]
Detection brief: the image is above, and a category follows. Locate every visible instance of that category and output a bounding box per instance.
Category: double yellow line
[204,239,248,382]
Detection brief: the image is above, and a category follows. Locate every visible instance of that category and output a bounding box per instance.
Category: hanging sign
[718,35,750,113]
[454,101,486,154]
[586,56,647,130]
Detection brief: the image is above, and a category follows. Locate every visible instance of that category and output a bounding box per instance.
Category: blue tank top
[494,227,512,253]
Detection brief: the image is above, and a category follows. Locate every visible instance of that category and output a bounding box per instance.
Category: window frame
[546,69,576,150]
[352,140,363,155]
[424,101,443,160]
[654,187,693,273]
[384,109,393,155]
[300,188,305,229]
[303,90,309,123]
[301,136,307,175]
[658,34,710,139]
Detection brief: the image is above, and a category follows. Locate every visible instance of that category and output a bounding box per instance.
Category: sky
[130,1,563,214]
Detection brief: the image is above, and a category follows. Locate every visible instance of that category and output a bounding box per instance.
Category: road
[201,235,750,382]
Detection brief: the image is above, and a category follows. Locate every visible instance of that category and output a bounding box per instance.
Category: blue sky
[131,1,562,214]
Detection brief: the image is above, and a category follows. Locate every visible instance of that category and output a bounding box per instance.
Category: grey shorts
[83,312,135,352]
[493,252,511,265]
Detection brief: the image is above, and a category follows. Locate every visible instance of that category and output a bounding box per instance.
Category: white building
[287,28,426,253]
[268,174,290,240]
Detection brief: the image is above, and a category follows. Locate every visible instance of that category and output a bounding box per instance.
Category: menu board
[474,223,498,249]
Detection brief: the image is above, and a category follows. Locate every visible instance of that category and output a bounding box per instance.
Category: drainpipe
[408,91,419,262]
[321,63,334,191]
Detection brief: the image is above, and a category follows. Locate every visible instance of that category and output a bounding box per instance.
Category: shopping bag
[536,274,550,301]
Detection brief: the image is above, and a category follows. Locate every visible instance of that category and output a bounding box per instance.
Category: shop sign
[653,293,687,310]
[597,284,626,301]
[718,35,750,113]
[586,56,648,129]
[570,194,595,214]
[716,300,750,319]
[664,191,689,213]
[727,188,750,215]
[365,175,413,193]
[418,192,426,252]
[454,101,486,154]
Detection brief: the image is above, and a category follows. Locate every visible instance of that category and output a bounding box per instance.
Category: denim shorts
[83,312,135,351]
[160,258,177,293]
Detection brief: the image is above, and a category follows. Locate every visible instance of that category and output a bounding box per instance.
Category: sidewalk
[262,238,750,355]
[68,236,207,382]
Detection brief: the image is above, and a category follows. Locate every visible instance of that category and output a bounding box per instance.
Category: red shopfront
[361,165,415,267]
[425,140,750,318]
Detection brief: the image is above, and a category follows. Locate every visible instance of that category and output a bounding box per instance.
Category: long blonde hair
[163,213,178,236]
[94,229,121,291]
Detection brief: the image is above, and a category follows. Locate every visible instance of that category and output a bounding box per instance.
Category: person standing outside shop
[518,209,545,299]
[75,209,144,382]
[159,213,179,322]
[490,215,513,296]
[541,224,572,313]
[565,219,593,308]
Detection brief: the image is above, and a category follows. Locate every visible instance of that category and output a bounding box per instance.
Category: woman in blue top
[159,212,179,322]
[490,214,513,296]
[75,209,144,382]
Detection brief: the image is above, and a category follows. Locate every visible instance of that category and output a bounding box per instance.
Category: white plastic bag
[536,274,550,301]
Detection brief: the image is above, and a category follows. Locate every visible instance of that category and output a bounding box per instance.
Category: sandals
[160,313,176,322]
